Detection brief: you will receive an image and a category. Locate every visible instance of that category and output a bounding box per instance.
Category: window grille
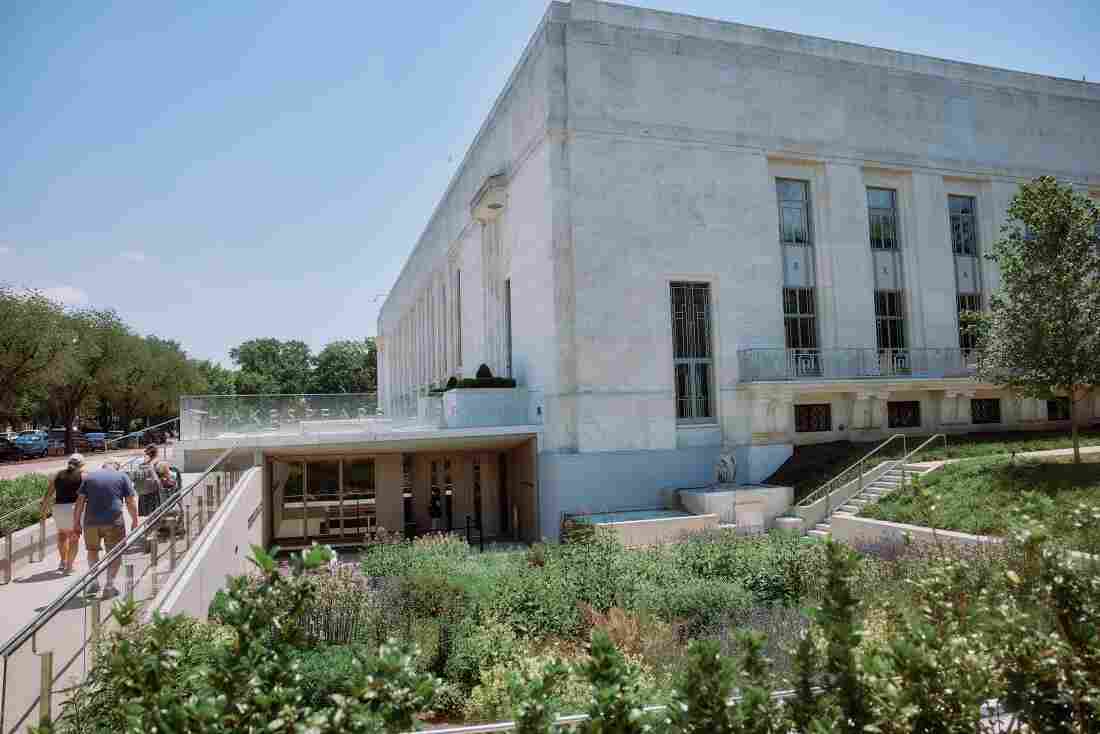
[867,188,899,250]
[783,287,819,376]
[949,195,978,255]
[971,398,1001,424]
[957,293,982,352]
[795,404,831,433]
[1047,397,1071,421]
[875,290,907,352]
[888,401,921,429]
[670,282,714,422]
[777,179,812,246]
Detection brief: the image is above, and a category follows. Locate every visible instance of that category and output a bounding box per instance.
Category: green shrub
[0,474,47,533]
[634,580,751,638]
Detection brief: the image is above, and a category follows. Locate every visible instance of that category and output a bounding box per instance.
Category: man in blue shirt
[72,464,139,598]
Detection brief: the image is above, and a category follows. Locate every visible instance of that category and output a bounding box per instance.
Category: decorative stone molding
[470,173,508,222]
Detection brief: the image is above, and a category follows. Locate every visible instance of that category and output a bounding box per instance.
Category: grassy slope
[861,454,1100,552]
[767,428,1100,502]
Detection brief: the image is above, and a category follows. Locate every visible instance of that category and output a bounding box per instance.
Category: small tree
[974,176,1100,463]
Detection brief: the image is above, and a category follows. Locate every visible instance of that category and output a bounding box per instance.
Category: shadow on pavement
[14,570,65,584]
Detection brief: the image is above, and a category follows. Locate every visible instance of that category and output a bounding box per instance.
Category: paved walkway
[0,471,203,733]
[909,443,1100,469]
[0,446,179,481]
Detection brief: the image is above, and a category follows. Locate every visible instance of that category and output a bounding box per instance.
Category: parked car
[13,430,48,459]
[84,432,107,451]
[47,429,91,454]
[0,437,24,462]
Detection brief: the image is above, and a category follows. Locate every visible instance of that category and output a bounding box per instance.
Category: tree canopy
[974,176,1100,462]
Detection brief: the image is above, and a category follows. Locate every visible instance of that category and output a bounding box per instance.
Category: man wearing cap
[41,453,86,574]
[71,462,139,597]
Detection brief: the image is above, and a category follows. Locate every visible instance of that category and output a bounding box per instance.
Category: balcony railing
[737,348,978,382]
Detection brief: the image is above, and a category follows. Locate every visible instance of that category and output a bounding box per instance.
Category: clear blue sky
[3,0,1097,365]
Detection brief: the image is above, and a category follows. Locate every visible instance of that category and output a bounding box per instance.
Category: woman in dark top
[42,453,85,574]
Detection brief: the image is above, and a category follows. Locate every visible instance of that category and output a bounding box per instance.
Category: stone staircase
[806,463,934,539]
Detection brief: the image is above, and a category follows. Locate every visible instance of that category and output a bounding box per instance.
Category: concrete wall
[152,467,263,619]
[538,444,718,539]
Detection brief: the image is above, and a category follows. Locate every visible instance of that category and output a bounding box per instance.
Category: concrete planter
[442,387,529,428]
[775,516,804,533]
[678,484,794,531]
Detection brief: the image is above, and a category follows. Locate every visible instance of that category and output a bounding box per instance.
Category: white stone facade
[378,0,1100,535]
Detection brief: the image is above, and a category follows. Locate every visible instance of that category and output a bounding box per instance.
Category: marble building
[377,0,1100,536]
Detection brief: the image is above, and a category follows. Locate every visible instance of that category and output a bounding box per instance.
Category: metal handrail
[0,443,240,657]
[102,417,180,452]
[894,433,948,490]
[797,434,907,509]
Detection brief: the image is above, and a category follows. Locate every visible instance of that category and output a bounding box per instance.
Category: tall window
[874,290,907,351]
[949,195,978,255]
[888,401,921,429]
[777,179,812,246]
[783,288,818,350]
[867,188,898,250]
[671,282,714,423]
[1047,397,1071,421]
[957,293,982,352]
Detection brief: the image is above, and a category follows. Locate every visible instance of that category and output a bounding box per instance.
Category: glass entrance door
[272,458,377,544]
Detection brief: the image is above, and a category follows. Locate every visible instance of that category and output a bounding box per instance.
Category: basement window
[795,404,832,433]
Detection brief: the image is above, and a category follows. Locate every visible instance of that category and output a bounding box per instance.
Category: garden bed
[860,454,1100,552]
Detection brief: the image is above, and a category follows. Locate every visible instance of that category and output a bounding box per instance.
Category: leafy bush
[633,579,751,638]
[0,473,47,533]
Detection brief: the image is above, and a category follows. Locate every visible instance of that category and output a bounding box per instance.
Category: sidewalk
[909,443,1100,469]
[0,471,202,733]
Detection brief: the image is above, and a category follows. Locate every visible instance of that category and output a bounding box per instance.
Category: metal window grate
[670,282,714,422]
[777,179,812,246]
[949,195,978,256]
[874,290,907,351]
[783,287,818,350]
[888,400,921,428]
[971,398,1001,424]
[957,293,982,351]
[867,188,899,250]
[795,404,832,433]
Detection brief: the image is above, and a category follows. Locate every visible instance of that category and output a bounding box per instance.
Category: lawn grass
[0,474,48,533]
[768,428,1100,501]
[860,454,1100,552]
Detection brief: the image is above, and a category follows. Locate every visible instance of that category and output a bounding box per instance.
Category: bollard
[90,601,102,664]
[38,517,47,563]
[168,524,178,571]
[38,650,53,726]
[3,530,12,584]
[150,532,160,594]
[125,564,135,602]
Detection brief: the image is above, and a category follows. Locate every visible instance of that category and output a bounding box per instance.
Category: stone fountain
[677,446,792,531]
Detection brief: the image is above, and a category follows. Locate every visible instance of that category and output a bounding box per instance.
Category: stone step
[807,529,830,539]
[837,505,859,514]
[848,498,870,506]
[815,522,831,531]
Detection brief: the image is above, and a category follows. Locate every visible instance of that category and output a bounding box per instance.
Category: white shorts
[53,503,76,531]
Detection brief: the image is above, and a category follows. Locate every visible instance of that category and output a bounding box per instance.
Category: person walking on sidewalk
[41,453,85,574]
[71,463,139,598]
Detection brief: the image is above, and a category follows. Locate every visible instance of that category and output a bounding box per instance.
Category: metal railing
[895,434,949,491]
[797,434,908,515]
[738,347,978,382]
[0,444,248,733]
[0,504,49,586]
[103,417,179,453]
